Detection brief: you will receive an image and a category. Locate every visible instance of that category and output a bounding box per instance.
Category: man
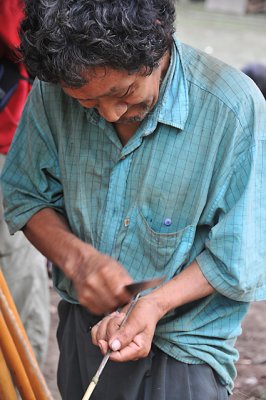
[0,0,49,368]
[1,0,266,399]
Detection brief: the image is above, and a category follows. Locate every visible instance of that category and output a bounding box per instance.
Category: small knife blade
[125,276,165,296]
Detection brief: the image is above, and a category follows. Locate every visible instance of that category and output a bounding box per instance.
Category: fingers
[72,252,133,314]
[91,305,155,362]
[78,283,129,315]
[107,298,161,361]
[92,321,151,362]
[109,336,151,362]
[91,312,126,351]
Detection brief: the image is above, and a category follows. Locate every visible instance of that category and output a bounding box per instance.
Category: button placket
[98,155,132,255]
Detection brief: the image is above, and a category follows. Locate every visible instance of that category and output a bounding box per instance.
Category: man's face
[62,63,166,124]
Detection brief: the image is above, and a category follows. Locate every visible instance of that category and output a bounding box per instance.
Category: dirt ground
[44,288,266,400]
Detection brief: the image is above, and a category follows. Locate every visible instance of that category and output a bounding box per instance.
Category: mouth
[116,115,147,124]
[116,103,151,124]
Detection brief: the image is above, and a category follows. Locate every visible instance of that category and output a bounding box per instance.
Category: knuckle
[137,347,148,358]
[142,348,150,357]
[107,321,120,338]
[119,330,132,345]
[106,299,119,313]
[142,343,151,357]
[79,296,87,308]
[96,330,103,342]
[94,307,105,316]
[91,325,97,335]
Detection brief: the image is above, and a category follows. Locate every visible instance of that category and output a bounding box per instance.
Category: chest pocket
[119,207,195,280]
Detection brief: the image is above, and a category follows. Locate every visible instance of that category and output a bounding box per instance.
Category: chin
[117,116,145,124]
[118,109,151,124]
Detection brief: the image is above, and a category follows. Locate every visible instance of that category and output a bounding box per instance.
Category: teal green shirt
[2,37,266,392]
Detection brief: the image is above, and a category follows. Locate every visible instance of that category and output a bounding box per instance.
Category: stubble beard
[116,103,151,124]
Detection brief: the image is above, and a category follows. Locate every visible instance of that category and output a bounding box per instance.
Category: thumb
[109,314,142,351]
[109,338,122,351]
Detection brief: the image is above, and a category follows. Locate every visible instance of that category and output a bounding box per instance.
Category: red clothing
[0,0,31,154]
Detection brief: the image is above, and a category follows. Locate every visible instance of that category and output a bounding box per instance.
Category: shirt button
[164,218,172,226]
[124,218,130,227]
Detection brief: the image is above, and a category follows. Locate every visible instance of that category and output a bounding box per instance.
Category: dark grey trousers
[57,300,229,400]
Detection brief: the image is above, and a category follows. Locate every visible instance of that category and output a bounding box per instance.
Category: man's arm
[91,260,215,361]
[23,208,133,314]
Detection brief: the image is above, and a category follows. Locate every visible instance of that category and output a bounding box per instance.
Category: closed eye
[117,85,133,98]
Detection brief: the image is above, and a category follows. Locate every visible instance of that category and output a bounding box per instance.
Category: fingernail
[110,339,121,351]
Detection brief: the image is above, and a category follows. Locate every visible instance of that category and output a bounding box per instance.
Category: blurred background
[175,0,266,69]
[43,2,266,400]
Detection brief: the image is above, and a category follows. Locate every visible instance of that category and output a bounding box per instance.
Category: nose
[97,100,128,122]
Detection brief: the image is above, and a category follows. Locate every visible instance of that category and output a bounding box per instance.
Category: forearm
[22,208,96,279]
[148,260,215,319]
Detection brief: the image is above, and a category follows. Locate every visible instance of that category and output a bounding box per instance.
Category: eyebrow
[77,86,121,101]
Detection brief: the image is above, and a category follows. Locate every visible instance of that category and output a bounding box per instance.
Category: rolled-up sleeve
[197,136,266,302]
[1,80,64,234]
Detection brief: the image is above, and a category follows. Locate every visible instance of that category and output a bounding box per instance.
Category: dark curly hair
[20,0,176,87]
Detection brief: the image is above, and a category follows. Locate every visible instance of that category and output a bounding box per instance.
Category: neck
[114,121,141,146]
[160,50,171,82]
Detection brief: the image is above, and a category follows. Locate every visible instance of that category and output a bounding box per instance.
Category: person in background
[242,62,266,99]
[1,0,266,398]
[0,0,50,368]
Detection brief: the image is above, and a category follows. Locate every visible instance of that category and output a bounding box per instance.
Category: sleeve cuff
[196,249,266,302]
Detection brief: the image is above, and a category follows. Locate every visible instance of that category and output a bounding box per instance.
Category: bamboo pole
[0,269,35,359]
[0,310,36,400]
[0,348,18,400]
[0,279,53,400]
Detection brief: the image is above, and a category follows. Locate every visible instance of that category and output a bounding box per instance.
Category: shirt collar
[157,35,189,130]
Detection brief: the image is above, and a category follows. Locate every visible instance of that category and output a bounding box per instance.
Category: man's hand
[91,295,163,362]
[90,259,216,360]
[69,249,133,314]
[23,208,133,315]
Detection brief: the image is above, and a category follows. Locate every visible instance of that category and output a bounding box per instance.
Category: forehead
[63,67,137,99]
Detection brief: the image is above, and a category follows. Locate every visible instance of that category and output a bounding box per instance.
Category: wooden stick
[0,310,36,400]
[0,269,35,359]
[82,380,97,400]
[0,348,17,400]
[0,269,53,400]
[82,293,141,400]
